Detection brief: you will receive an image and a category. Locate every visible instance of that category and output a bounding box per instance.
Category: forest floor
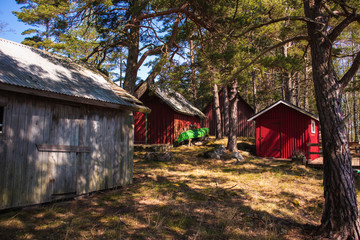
[1,137,359,240]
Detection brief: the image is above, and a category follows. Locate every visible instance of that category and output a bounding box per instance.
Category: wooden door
[259,119,281,158]
[47,105,80,199]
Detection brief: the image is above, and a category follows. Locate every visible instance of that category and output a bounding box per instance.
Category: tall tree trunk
[303,61,310,111]
[227,81,238,152]
[223,87,230,136]
[213,83,223,139]
[119,47,124,88]
[304,1,360,238]
[354,90,359,143]
[295,72,300,107]
[123,22,140,94]
[190,39,197,105]
[252,70,257,113]
[283,42,295,104]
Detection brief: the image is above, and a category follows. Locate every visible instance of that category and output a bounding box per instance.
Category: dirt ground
[1,137,356,239]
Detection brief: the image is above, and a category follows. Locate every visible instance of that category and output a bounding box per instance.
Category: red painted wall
[134,111,146,143]
[255,104,319,160]
[134,91,202,144]
[204,91,254,137]
[174,113,201,141]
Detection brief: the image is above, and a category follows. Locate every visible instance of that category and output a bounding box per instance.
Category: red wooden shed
[134,84,206,144]
[203,89,255,137]
[248,100,319,160]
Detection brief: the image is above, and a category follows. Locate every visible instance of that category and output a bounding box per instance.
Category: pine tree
[13,0,70,51]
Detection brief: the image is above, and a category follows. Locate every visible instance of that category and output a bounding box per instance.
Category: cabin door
[259,119,281,158]
[48,107,81,199]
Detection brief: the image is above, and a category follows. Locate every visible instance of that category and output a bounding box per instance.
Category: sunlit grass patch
[0,137,330,239]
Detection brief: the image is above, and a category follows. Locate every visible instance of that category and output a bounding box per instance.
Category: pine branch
[339,50,360,89]
[233,16,324,38]
[135,12,182,70]
[328,13,360,42]
[229,35,309,81]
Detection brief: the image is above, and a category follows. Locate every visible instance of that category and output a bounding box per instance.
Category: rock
[158,152,173,161]
[215,145,226,154]
[144,152,173,162]
[204,145,226,159]
[231,151,244,162]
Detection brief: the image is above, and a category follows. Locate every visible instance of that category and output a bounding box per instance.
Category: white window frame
[311,119,316,134]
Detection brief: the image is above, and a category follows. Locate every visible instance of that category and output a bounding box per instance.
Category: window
[311,119,316,134]
[0,106,3,133]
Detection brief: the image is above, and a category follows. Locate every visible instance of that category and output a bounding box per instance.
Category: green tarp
[178,128,209,144]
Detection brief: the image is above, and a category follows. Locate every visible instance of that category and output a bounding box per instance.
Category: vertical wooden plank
[55,104,66,195]
[76,108,88,194]
[113,112,121,187]
[13,96,30,207]
[40,102,52,202]
[33,100,46,204]
[127,111,134,184]
[0,95,7,209]
[102,112,109,189]
[99,111,106,190]
[0,95,15,209]
[88,113,98,192]
[120,112,126,185]
[63,105,71,193]
[95,113,103,191]
[48,104,58,197]
[23,97,43,205]
[107,112,115,188]
[71,107,79,194]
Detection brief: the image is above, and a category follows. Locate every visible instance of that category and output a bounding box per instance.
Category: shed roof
[154,87,206,118]
[136,81,206,118]
[0,38,150,113]
[248,100,319,121]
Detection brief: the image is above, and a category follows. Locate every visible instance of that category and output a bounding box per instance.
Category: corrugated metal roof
[154,87,206,119]
[0,38,149,113]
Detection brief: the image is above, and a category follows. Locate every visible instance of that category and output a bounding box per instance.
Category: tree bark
[303,60,310,111]
[190,39,197,105]
[227,81,238,152]
[252,70,257,113]
[304,1,360,238]
[283,42,295,104]
[123,21,140,94]
[213,83,223,139]
[223,87,230,136]
[354,89,359,143]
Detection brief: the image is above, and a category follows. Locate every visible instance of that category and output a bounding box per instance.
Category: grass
[1,137,359,239]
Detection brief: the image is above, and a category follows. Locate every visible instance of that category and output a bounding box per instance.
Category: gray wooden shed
[0,38,150,210]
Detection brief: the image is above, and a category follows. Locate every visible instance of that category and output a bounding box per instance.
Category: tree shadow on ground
[0,140,323,240]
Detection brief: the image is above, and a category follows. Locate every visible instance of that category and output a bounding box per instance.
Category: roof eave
[1,82,151,113]
[248,100,319,122]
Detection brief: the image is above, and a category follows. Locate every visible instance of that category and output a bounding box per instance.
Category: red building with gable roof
[248,100,320,160]
[134,83,206,144]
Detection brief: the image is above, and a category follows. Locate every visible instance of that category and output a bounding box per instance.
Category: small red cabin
[248,100,319,160]
[203,89,254,137]
[134,85,206,144]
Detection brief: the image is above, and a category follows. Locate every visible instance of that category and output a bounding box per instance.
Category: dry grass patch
[2,137,360,239]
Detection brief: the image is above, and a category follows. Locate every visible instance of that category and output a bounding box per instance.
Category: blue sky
[0,0,28,43]
[0,0,153,80]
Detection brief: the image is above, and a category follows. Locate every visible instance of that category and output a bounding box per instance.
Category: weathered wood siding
[0,91,134,210]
